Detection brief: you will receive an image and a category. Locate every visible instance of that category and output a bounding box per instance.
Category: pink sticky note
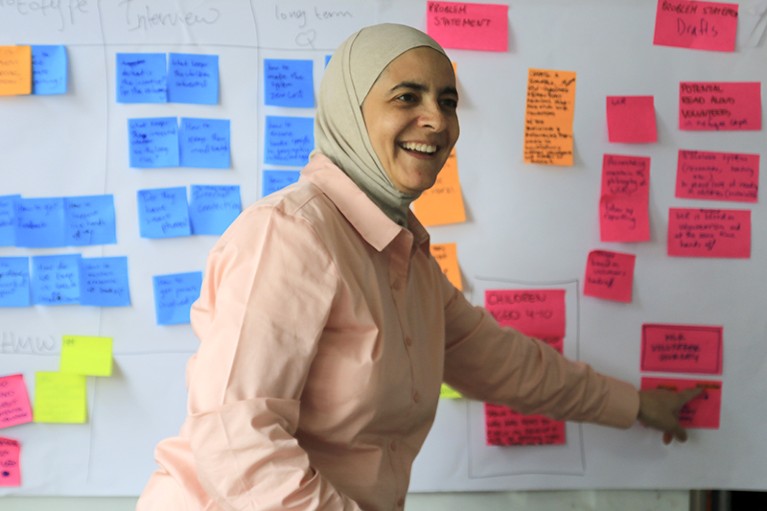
[653,0,738,52]
[600,154,651,242]
[426,1,508,52]
[485,289,565,338]
[0,437,21,487]
[679,82,762,131]
[606,96,657,143]
[584,250,636,303]
[668,208,750,258]
[641,324,723,374]
[641,377,722,428]
[676,150,760,203]
[485,403,566,446]
[0,374,33,429]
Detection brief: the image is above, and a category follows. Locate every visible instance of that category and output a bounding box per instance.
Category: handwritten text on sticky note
[485,403,566,446]
[606,96,657,143]
[676,150,759,203]
[33,372,87,424]
[653,0,738,52]
[0,437,21,486]
[642,324,723,374]
[679,82,761,131]
[668,208,750,258]
[0,374,33,429]
[426,1,508,52]
[485,289,565,339]
[641,377,722,428]
[524,69,576,166]
[584,250,636,303]
[600,154,651,242]
[60,335,113,377]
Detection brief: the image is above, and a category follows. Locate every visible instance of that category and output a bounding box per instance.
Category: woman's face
[361,47,459,195]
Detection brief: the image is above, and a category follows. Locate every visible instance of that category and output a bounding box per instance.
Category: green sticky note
[33,372,87,424]
[440,383,463,399]
[60,335,113,376]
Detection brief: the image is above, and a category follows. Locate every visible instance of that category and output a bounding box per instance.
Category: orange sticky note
[641,377,722,429]
[485,289,565,339]
[429,242,463,291]
[641,324,723,374]
[0,46,32,96]
[412,150,466,226]
[524,69,576,166]
[600,154,651,242]
[0,374,33,429]
[679,82,761,131]
[0,437,21,487]
[426,1,508,52]
[667,208,750,258]
[676,150,759,203]
[653,0,738,52]
[606,96,657,143]
[583,250,636,303]
[485,403,566,446]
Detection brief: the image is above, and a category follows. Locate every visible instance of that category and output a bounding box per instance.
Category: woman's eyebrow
[389,81,459,97]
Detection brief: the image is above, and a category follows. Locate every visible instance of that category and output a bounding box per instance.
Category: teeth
[401,142,437,154]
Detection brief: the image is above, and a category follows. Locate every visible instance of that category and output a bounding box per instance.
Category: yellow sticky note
[33,372,87,424]
[430,242,463,291]
[412,150,466,226]
[523,68,576,166]
[60,335,113,377]
[440,384,462,399]
[0,46,32,96]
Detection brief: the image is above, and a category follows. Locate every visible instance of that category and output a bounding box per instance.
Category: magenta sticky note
[584,250,636,303]
[641,324,723,374]
[653,0,738,52]
[600,154,651,243]
[426,1,508,52]
[679,82,762,131]
[0,374,33,429]
[0,437,21,486]
[641,377,722,428]
[485,289,565,338]
[606,96,657,143]
[668,208,750,258]
[485,403,566,446]
[676,150,759,203]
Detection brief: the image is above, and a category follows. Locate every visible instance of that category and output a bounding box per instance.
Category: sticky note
[426,1,508,52]
[64,195,117,246]
[600,154,651,242]
[653,0,738,52]
[0,374,33,429]
[668,208,750,258]
[189,185,241,235]
[264,59,315,108]
[153,271,203,325]
[0,46,31,95]
[179,118,230,168]
[262,170,301,196]
[0,257,30,307]
[676,150,759,203]
[440,384,462,399]
[14,197,67,248]
[60,335,113,377]
[137,187,191,238]
[430,242,463,291]
[129,117,180,168]
[264,116,314,166]
[33,371,87,424]
[168,53,219,104]
[641,377,722,428]
[0,195,19,246]
[606,96,657,143]
[79,256,131,307]
[412,150,466,226]
[679,82,761,131]
[0,437,21,487]
[485,403,566,446]
[116,53,167,103]
[583,250,636,303]
[524,69,576,166]
[485,289,566,339]
[641,324,723,374]
[31,254,81,305]
[31,45,67,95]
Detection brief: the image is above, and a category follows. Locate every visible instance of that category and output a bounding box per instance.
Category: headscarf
[313,23,449,226]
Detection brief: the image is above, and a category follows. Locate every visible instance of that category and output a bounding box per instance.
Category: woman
[137,23,698,511]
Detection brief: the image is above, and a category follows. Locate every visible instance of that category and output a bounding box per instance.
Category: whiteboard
[0,0,766,497]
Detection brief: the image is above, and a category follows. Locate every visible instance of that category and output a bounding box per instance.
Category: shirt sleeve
[183,205,363,511]
[439,271,639,429]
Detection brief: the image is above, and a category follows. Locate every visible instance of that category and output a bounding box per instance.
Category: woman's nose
[418,101,447,131]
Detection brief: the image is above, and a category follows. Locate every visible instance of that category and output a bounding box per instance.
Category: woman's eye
[441,98,458,109]
[396,93,418,103]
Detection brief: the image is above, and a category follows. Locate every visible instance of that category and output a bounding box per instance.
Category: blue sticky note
[189,185,241,235]
[179,118,230,169]
[0,257,31,307]
[79,256,131,307]
[31,45,67,95]
[264,59,315,108]
[64,195,117,246]
[262,170,300,196]
[137,187,191,239]
[129,117,179,168]
[168,53,219,105]
[152,271,203,325]
[264,116,314,166]
[15,197,67,248]
[116,53,167,103]
[0,195,20,246]
[31,254,81,306]
[325,54,331,67]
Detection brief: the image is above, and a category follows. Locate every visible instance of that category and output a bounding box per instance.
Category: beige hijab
[314,23,448,226]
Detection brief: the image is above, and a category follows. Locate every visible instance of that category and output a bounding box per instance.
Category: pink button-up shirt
[137,154,639,511]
